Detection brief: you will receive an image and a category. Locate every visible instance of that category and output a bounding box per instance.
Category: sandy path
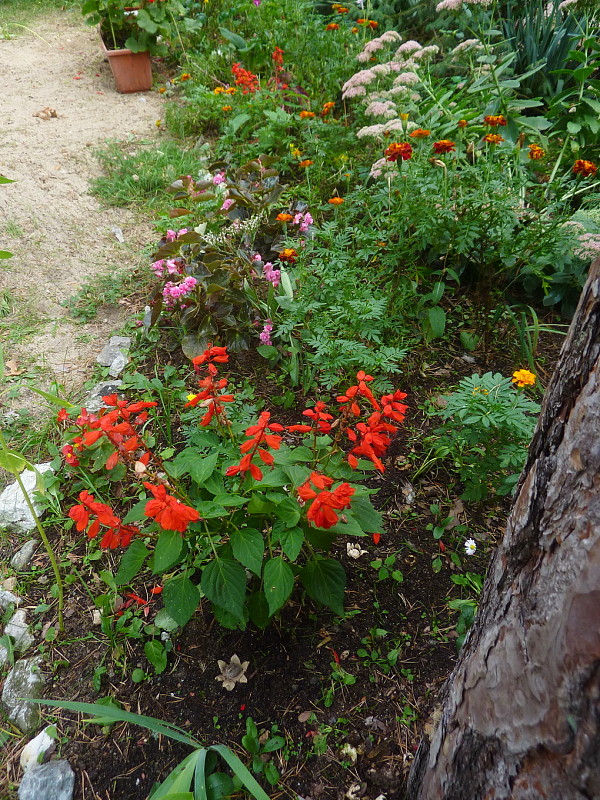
[0,10,164,401]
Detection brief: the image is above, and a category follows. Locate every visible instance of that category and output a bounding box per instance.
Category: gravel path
[0,10,164,401]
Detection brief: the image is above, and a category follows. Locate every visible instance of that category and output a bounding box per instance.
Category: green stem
[0,430,64,632]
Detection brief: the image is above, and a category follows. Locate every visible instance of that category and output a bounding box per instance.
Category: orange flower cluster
[68,491,139,549]
[143,482,200,533]
[222,105,233,112]
[298,472,355,529]
[457,119,468,128]
[276,212,294,222]
[572,159,597,178]
[328,197,344,205]
[433,140,455,154]
[300,110,316,119]
[484,114,506,126]
[528,144,545,160]
[409,128,431,139]
[232,62,259,93]
[214,86,237,95]
[226,411,284,481]
[326,22,340,30]
[287,401,334,435]
[483,133,504,144]
[384,142,413,161]
[332,3,349,11]
[299,159,314,167]
[357,18,378,28]
[322,101,335,116]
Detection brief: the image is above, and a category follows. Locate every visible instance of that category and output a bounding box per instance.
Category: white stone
[1,656,45,732]
[0,589,21,609]
[96,336,131,376]
[20,727,56,771]
[11,540,38,570]
[5,608,34,652]
[18,760,74,800]
[0,463,54,534]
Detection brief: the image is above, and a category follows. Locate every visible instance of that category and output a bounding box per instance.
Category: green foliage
[428,372,540,501]
[241,718,284,787]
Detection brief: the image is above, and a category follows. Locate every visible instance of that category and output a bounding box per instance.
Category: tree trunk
[407,260,600,800]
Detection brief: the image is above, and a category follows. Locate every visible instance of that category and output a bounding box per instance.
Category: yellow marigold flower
[214,87,225,94]
[512,369,536,388]
[483,133,504,144]
[351,26,359,33]
[328,197,344,205]
[225,87,237,94]
[400,113,410,121]
[299,110,316,119]
[158,87,166,93]
[276,213,293,222]
[179,73,191,81]
[222,105,233,111]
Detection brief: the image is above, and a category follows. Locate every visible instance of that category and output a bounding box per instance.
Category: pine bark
[407,260,600,800]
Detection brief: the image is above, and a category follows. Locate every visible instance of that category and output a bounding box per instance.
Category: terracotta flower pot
[100,32,152,93]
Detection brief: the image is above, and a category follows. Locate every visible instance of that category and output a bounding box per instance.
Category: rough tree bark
[406,260,600,800]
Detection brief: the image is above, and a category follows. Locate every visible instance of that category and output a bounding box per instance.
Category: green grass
[64,265,142,322]
[0,0,78,31]
[91,139,203,213]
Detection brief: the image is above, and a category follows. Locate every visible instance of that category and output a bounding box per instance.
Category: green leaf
[247,591,270,629]
[230,528,264,576]
[153,530,183,574]
[115,541,150,585]
[262,736,285,753]
[274,497,301,528]
[208,745,271,800]
[211,493,248,508]
[350,497,382,533]
[201,559,246,623]
[33,700,202,748]
[135,8,158,33]
[300,558,346,616]
[163,575,200,627]
[145,640,167,675]
[28,386,79,409]
[218,26,248,50]
[278,526,304,561]
[257,345,278,360]
[263,557,294,616]
[122,499,149,524]
[426,306,446,340]
[171,450,218,486]
[0,176,15,184]
[228,113,251,134]
[0,451,26,475]
[0,251,12,259]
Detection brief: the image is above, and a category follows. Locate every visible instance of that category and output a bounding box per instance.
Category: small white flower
[464,539,477,556]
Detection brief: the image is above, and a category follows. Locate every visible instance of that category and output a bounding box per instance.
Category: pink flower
[152,259,166,277]
[162,277,197,308]
[165,229,177,242]
[213,171,226,185]
[221,198,234,211]
[259,319,273,345]
[263,262,281,287]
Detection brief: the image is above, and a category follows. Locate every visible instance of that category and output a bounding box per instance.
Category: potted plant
[82,0,184,92]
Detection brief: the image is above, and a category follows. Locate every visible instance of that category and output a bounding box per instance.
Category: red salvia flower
[143,483,200,533]
[298,473,355,529]
[226,411,283,481]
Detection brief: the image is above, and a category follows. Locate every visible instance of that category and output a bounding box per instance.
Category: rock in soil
[20,726,56,771]
[0,463,54,534]
[10,539,38,570]
[4,608,35,652]
[18,760,75,800]
[1,656,45,732]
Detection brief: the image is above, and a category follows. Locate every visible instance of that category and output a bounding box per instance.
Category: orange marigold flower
[357,18,367,22]
[457,119,468,128]
[572,159,597,178]
[179,73,191,81]
[368,20,378,28]
[143,482,200,533]
[276,212,293,222]
[322,101,335,115]
[512,369,536,388]
[298,159,313,167]
[328,197,344,205]
[224,87,237,94]
[483,114,507,126]
[336,5,349,11]
[158,87,166,94]
[433,139,456,154]
[299,110,316,119]
[213,86,225,94]
[384,141,413,161]
[279,248,298,262]
[483,133,504,144]
[409,128,431,138]
[222,105,233,111]
[351,26,358,33]
[528,144,545,160]
[326,22,340,30]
